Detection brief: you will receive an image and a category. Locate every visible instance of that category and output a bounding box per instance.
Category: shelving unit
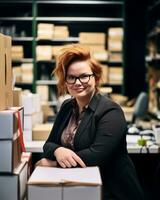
[0,0,125,111]
[145,0,160,112]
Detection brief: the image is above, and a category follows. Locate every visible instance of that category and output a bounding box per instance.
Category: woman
[38,44,144,200]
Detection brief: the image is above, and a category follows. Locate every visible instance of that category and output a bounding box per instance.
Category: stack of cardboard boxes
[108,28,123,85]
[79,32,109,84]
[0,33,28,200]
[13,63,34,84]
[37,23,69,40]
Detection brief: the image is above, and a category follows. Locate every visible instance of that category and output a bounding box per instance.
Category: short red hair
[52,44,102,96]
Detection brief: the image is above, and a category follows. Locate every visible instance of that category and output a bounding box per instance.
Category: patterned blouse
[61,102,86,150]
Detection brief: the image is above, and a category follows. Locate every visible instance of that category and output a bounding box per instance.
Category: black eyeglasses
[65,74,94,84]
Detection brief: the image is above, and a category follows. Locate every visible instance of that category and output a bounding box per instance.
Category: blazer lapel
[57,108,72,142]
[74,93,101,145]
[74,110,93,145]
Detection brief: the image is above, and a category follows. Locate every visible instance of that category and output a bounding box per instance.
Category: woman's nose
[74,78,82,84]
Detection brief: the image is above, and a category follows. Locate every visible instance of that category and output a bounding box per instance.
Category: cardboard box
[13,66,22,82]
[32,123,53,141]
[37,23,54,39]
[21,93,35,115]
[0,133,22,173]
[36,85,49,102]
[101,64,108,84]
[108,67,123,84]
[24,111,43,131]
[36,46,53,61]
[0,34,6,110]
[0,34,13,110]
[28,166,102,200]
[24,114,36,130]
[4,35,13,108]
[23,129,32,142]
[21,63,33,83]
[108,52,122,62]
[21,152,32,178]
[108,39,123,52]
[0,161,28,200]
[54,26,69,39]
[85,45,108,61]
[108,28,123,40]
[11,45,24,60]
[79,32,106,45]
[0,107,23,139]
[13,88,22,107]
[52,45,65,58]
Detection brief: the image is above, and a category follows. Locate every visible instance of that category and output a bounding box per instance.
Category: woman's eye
[68,76,75,80]
[80,75,88,79]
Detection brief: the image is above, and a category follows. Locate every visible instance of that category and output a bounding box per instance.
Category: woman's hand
[54,147,86,168]
[35,158,57,167]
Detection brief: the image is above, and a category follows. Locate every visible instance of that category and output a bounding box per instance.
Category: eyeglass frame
[65,73,95,84]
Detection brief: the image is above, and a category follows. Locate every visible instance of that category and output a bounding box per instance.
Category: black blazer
[43,93,144,200]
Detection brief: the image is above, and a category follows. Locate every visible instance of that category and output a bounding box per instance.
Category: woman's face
[65,60,96,100]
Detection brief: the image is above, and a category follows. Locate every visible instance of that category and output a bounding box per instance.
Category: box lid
[28,166,102,186]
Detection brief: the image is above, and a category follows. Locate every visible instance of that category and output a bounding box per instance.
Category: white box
[23,129,32,142]
[21,93,35,115]
[0,133,22,173]
[28,166,102,200]
[0,161,28,200]
[24,114,36,130]
[0,107,23,139]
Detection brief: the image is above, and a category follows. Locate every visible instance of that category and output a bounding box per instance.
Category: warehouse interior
[0,0,160,200]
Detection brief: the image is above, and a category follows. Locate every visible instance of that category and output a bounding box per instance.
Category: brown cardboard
[0,33,6,110]
[4,35,13,108]
[32,123,53,141]
[13,88,22,107]
[11,45,24,60]
[79,32,106,45]
[108,67,123,84]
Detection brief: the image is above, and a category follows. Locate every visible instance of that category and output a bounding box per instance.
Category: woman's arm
[43,99,86,167]
[76,108,127,166]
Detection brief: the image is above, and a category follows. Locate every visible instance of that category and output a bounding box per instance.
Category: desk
[25,139,160,154]
[121,106,134,122]
[25,139,160,200]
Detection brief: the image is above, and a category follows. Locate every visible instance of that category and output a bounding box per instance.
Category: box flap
[28,166,102,186]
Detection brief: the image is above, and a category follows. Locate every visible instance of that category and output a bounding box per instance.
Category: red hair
[52,44,102,96]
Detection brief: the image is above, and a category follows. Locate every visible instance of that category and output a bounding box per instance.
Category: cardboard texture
[4,35,13,108]
[0,107,24,139]
[0,133,22,173]
[13,88,22,107]
[28,166,102,200]
[21,152,32,178]
[0,161,28,200]
[11,45,24,60]
[32,123,52,141]
[0,33,6,110]
[79,32,106,45]
[0,34,13,111]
